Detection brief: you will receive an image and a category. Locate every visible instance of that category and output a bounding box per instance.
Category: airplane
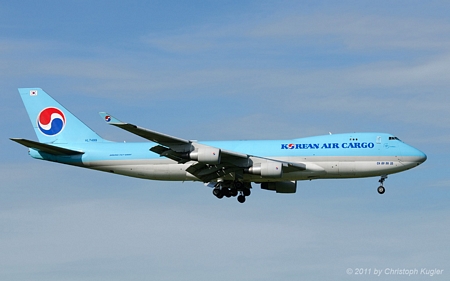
[11,88,427,203]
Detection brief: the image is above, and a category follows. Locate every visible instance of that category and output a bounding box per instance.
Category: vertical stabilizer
[18,88,105,143]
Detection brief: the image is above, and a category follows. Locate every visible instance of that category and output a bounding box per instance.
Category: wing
[99,112,307,181]
[99,112,191,151]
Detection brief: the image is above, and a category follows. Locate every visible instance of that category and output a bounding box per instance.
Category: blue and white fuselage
[28,133,425,181]
[12,88,427,203]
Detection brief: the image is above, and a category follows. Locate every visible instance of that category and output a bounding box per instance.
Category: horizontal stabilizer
[10,138,84,155]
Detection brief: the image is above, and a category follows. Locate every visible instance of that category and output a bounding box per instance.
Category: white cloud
[0,193,448,280]
[249,13,450,50]
[3,36,449,140]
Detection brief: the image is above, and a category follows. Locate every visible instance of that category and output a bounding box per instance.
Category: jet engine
[261,181,297,193]
[246,161,283,178]
[188,147,221,164]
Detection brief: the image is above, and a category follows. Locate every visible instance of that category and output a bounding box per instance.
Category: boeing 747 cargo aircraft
[11,88,427,203]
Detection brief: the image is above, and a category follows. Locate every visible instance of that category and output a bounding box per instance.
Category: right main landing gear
[237,194,246,203]
[213,181,251,203]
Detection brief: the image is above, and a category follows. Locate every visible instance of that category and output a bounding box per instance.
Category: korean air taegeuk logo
[36,107,66,136]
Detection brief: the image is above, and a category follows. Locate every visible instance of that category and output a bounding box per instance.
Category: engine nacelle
[247,161,282,178]
[261,181,297,193]
[189,147,221,164]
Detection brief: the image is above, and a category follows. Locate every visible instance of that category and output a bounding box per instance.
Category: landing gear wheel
[377,186,385,194]
[213,188,224,199]
[233,181,243,189]
[237,195,246,203]
[242,188,251,197]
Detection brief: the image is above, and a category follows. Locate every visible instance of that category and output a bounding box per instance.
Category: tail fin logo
[37,107,66,136]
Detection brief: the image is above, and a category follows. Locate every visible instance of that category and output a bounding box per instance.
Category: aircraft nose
[400,144,427,167]
[410,147,427,165]
[417,149,427,164]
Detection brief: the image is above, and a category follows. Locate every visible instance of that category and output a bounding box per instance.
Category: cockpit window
[389,136,402,141]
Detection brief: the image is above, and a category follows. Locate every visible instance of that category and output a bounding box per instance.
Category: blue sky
[1,1,449,280]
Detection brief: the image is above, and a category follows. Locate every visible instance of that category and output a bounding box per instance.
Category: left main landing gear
[212,181,251,203]
[212,188,224,199]
[377,175,387,194]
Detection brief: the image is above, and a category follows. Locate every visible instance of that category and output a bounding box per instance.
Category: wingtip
[98,112,123,124]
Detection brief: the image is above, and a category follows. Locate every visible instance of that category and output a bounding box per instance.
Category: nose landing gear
[377,175,387,194]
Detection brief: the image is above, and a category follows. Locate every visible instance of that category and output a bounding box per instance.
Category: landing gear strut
[377,175,387,194]
[212,181,251,203]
